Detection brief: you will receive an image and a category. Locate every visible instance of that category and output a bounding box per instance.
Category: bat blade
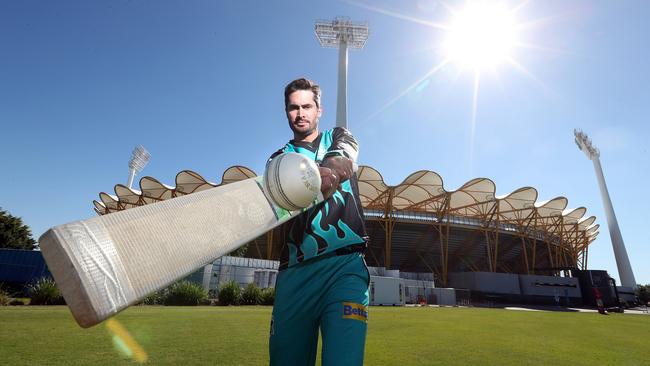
[40,177,303,328]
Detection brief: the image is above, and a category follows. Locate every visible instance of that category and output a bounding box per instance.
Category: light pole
[574,129,636,288]
[315,17,369,129]
[127,145,151,189]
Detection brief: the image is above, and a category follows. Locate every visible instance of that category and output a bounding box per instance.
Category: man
[268,78,369,366]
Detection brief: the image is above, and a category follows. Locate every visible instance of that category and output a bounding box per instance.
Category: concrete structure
[93,165,600,289]
[518,274,581,305]
[574,130,636,288]
[90,164,614,307]
[369,276,405,306]
[315,17,369,128]
[200,256,278,292]
[448,271,582,306]
[126,145,150,189]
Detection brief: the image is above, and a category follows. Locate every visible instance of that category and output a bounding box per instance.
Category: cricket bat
[39,153,322,328]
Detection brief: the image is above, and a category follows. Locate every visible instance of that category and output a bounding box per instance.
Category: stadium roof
[93,165,599,249]
[93,166,599,281]
[356,167,598,240]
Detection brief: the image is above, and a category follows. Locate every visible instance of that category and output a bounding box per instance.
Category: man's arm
[321,127,358,185]
[268,148,285,162]
[318,166,339,199]
[323,127,359,163]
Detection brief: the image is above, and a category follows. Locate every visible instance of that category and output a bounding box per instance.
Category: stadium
[76,15,633,309]
[3,6,648,366]
[91,164,606,306]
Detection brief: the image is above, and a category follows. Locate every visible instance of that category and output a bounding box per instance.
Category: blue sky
[1,0,648,285]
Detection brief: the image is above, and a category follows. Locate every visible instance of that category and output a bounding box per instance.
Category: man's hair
[284,78,321,109]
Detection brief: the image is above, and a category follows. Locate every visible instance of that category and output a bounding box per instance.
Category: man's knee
[269,312,320,366]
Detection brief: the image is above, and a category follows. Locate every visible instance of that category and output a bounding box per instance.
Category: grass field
[1,305,648,365]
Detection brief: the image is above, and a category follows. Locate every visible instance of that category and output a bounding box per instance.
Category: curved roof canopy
[95,165,599,248]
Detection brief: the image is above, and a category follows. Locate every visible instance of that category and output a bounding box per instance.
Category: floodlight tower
[315,17,369,129]
[127,145,151,189]
[574,129,636,288]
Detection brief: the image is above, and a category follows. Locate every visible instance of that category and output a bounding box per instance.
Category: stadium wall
[449,271,583,305]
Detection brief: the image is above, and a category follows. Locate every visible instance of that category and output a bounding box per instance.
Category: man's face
[286,90,321,141]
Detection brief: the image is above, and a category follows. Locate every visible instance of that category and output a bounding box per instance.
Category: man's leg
[269,270,319,366]
[320,254,369,366]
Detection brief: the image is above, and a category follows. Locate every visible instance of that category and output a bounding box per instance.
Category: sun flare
[353,0,552,166]
[443,3,518,70]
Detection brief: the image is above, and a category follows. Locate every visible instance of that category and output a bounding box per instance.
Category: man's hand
[321,156,354,183]
[319,167,340,199]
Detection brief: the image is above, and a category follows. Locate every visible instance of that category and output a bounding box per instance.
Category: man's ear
[317,106,323,118]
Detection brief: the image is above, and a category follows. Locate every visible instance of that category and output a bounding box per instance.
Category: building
[0,248,52,294]
[92,165,604,305]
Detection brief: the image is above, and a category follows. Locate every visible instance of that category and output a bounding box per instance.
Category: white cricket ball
[263,152,321,210]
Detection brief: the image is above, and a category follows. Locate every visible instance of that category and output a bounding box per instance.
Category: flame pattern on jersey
[269,127,368,268]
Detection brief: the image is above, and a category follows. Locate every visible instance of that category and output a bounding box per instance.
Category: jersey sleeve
[267,147,286,163]
[323,127,359,163]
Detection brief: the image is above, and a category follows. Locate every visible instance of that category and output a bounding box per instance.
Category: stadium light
[127,145,151,189]
[315,17,369,129]
[574,129,636,289]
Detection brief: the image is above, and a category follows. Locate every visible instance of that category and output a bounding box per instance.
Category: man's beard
[289,119,318,139]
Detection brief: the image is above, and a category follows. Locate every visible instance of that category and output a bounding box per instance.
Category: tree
[636,284,650,305]
[229,242,249,257]
[0,208,37,250]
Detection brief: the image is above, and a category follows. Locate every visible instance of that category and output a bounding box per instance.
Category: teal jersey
[270,127,367,268]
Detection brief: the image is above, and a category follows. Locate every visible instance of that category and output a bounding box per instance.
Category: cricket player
[268,78,369,366]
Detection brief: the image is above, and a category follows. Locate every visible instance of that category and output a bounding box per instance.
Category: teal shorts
[269,251,369,366]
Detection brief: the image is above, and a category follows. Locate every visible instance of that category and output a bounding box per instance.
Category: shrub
[0,286,10,306]
[9,299,25,306]
[260,287,275,306]
[218,281,241,306]
[28,278,65,305]
[208,288,219,299]
[636,284,650,304]
[241,283,261,305]
[142,290,166,305]
[162,281,207,306]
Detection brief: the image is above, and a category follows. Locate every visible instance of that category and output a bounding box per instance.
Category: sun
[354,0,551,167]
[442,2,518,70]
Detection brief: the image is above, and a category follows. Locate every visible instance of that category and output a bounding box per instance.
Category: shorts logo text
[342,302,368,322]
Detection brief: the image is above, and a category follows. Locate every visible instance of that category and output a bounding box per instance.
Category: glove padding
[319,167,340,199]
[321,156,354,183]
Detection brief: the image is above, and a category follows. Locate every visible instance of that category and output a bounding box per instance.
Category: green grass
[1,306,648,365]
